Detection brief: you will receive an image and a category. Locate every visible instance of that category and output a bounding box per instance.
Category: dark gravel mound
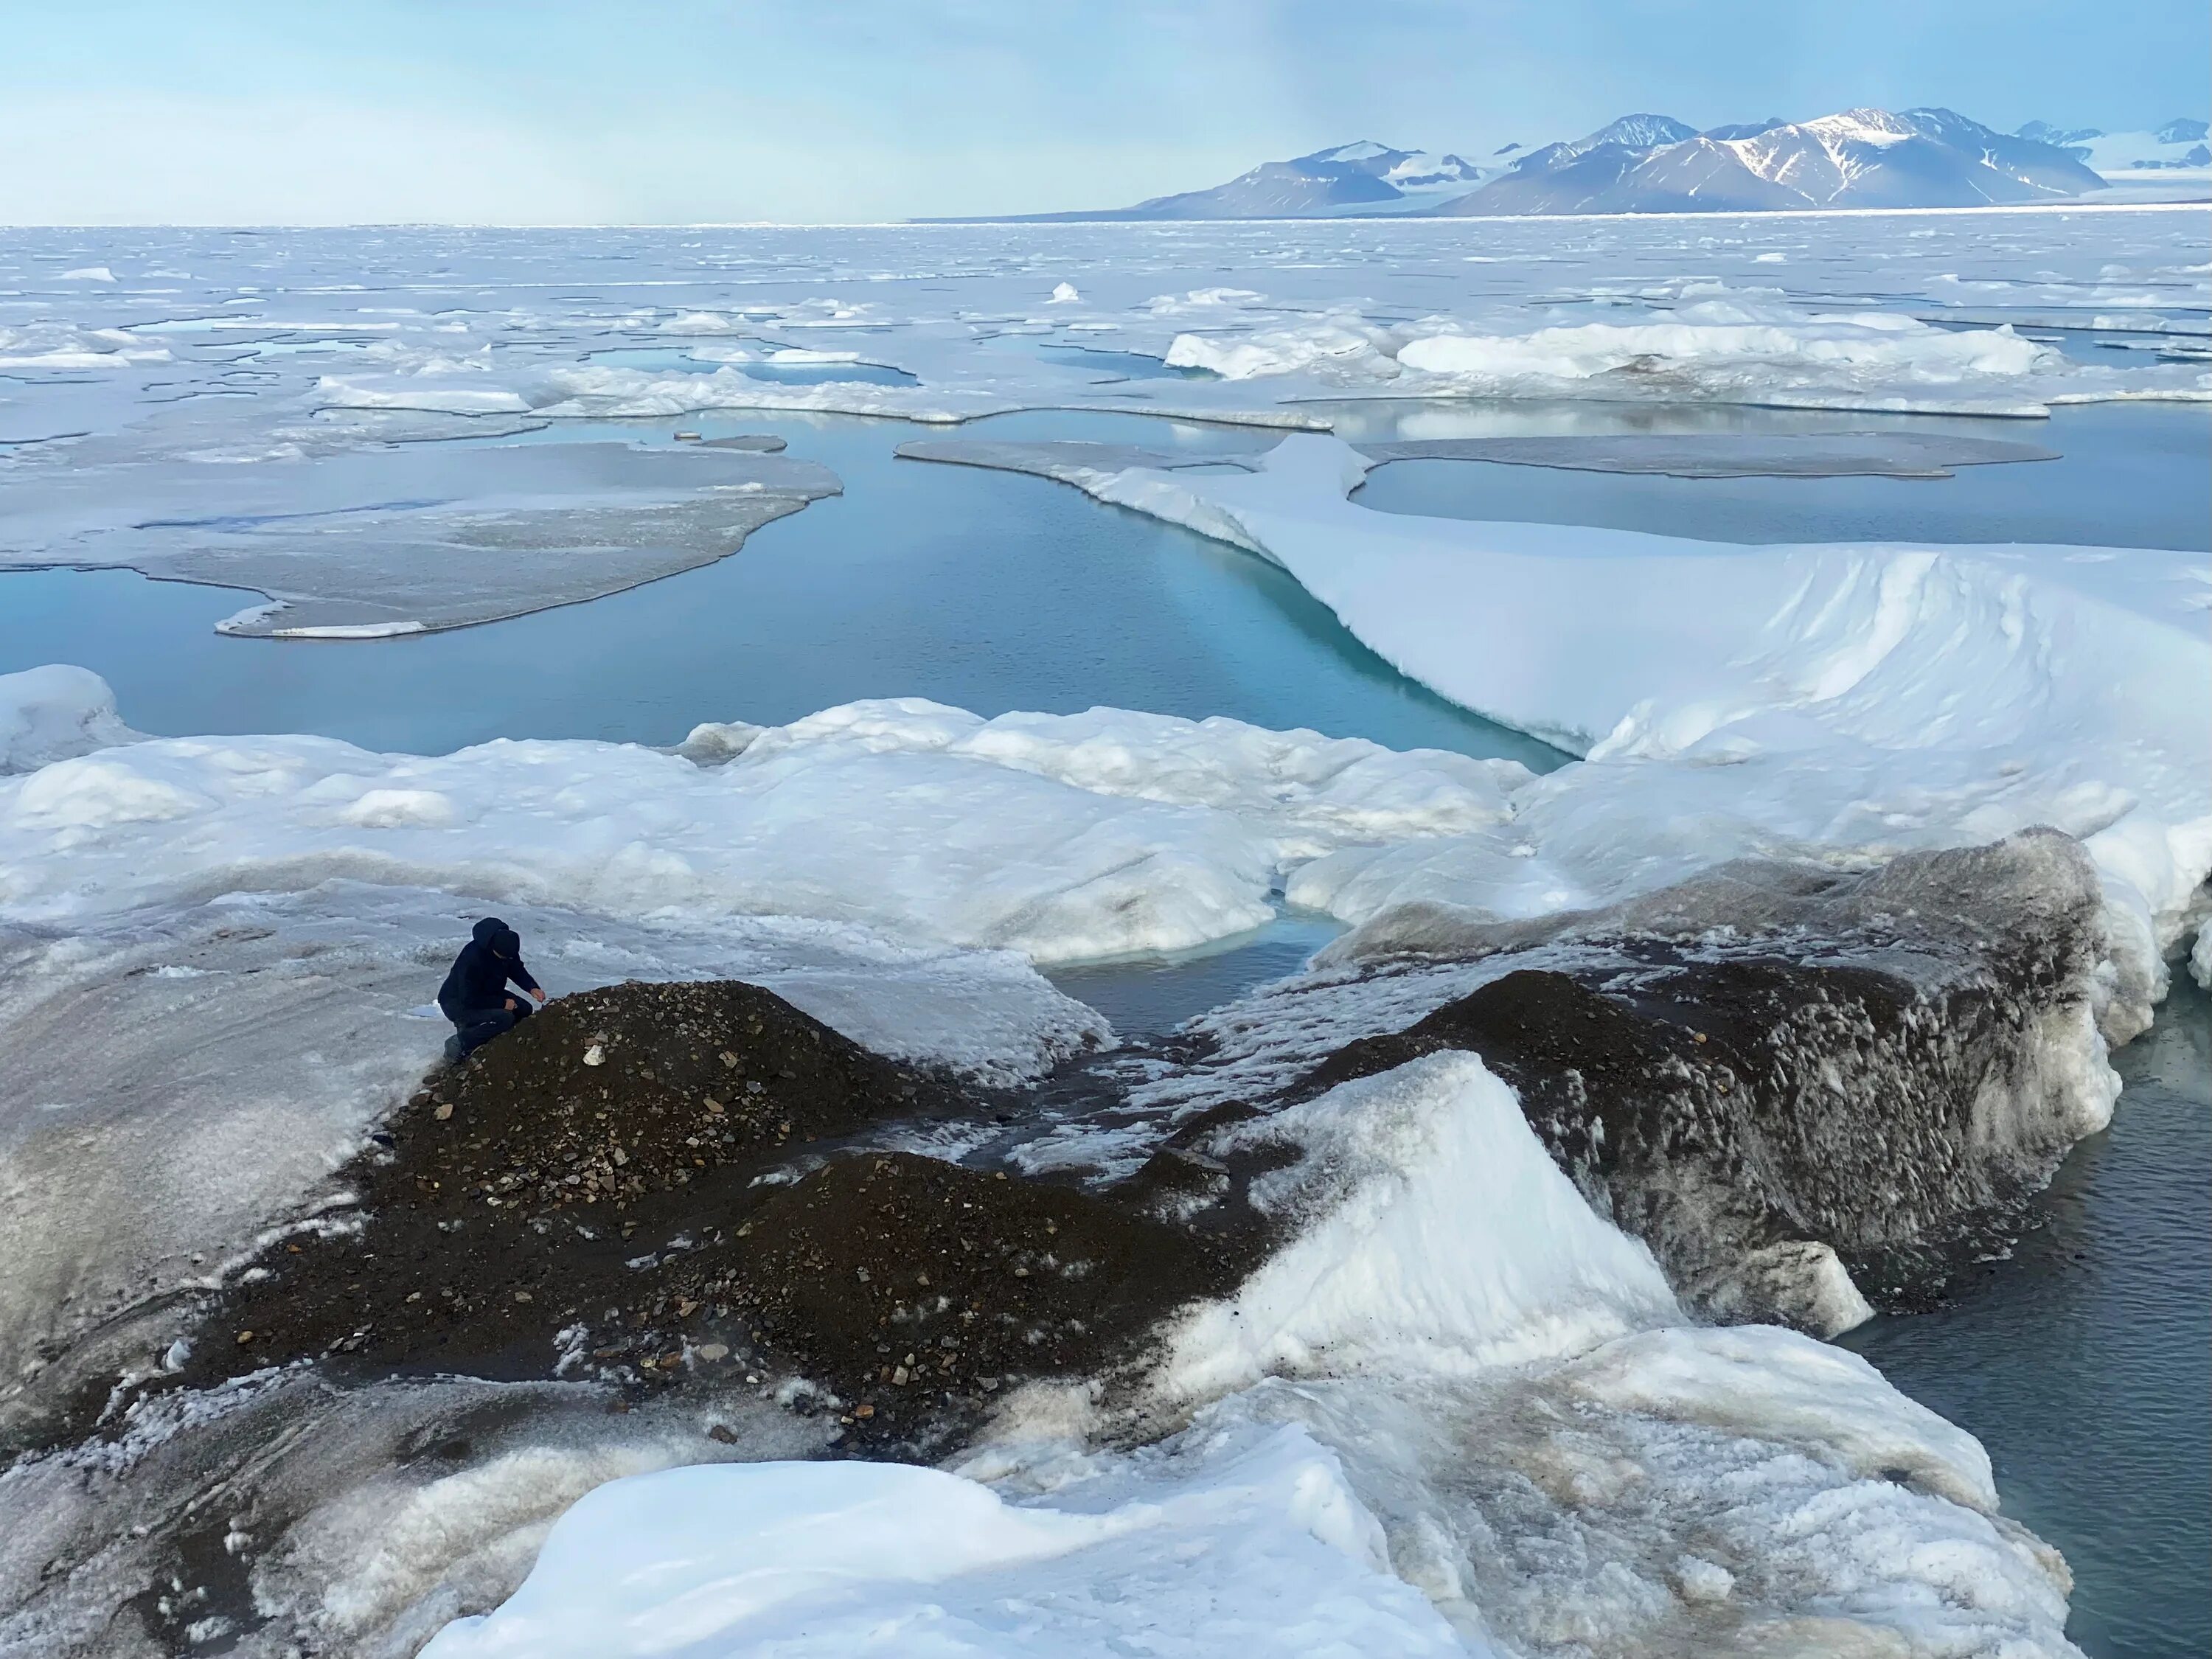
[659,1151,1245,1431]
[1297,939,2103,1330]
[167,980,1244,1452]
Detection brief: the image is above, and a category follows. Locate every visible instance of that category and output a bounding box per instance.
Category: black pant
[446,998,531,1057]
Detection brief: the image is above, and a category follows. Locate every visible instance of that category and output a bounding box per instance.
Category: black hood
[472,917,521,958]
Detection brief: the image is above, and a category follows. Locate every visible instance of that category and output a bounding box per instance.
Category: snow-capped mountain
[991,105,2170,223]
[1077,142,1486,220]
[1433,107,2107,215]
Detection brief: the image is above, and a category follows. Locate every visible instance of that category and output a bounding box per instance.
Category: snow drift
[1046,434,2210,1028]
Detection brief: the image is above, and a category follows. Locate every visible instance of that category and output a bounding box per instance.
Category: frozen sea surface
[0,215,2204,1655]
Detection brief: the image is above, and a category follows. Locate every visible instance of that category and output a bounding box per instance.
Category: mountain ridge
[965,105,2202,222]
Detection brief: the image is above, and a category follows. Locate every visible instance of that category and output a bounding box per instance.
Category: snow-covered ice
[0,664,140,774]
[985,433,2210,1019]
[1157,1053,1681,1397]
[422,1427,1469,1658]
[0,692,1523,962]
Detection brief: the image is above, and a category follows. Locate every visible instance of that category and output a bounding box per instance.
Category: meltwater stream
[2,400,2205,1655]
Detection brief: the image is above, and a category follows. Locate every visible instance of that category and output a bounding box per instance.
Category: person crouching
[438,917,547,1062]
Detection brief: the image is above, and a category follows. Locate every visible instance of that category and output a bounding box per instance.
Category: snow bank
[1159,1052,1679,1398]
[1069,436,2211,995]
[529,363,1011,424]
[1166,313,1394,382]
[422,1425,1468,1658]
[1397,301,2079,413]
[0,665,137,774]
[0,691,1518,964]
[687,698,1528,855]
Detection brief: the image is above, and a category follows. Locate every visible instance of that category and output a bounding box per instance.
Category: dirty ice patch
[1166,1347,2079,1658]
[0,882,1106,1411]
[421,1425,1469,1658]
[990,1046,2076,1656]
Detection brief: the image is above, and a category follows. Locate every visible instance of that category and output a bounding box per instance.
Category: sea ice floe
[987,433,2211,1008]
[2,217,2200,644]
[3,439,841,637]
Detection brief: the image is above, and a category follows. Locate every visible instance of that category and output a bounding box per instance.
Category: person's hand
[531,987,549,1005]
[504,996,518,1012]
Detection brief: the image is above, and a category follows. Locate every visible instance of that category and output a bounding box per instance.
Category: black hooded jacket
[437,918,540,1019]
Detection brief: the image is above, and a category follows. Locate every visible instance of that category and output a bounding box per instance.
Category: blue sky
[3,0,2205,223]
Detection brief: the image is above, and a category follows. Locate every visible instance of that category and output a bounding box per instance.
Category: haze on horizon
[3,0,2206,226]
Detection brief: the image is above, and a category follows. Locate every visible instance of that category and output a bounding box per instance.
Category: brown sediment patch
[663,1152,1244,1433]
[168,979,1253,1452]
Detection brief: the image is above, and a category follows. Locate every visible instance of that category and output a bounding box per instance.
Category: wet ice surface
[8,434,842,637]
[905,427,2067,481]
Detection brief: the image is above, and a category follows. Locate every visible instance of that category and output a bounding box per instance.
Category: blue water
[1843,975,2212,1659]
[0,409,1557,768]
[974,335,1220,380]
[1033,344,1218,380]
